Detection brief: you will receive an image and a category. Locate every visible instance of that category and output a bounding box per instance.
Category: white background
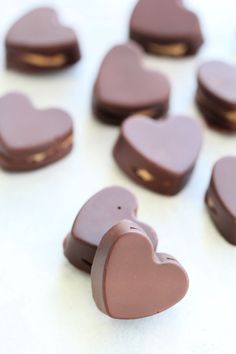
[0,1,236,353]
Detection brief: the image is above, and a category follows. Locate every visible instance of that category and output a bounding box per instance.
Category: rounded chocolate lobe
[196,61,236,132]
[91,220,189,319]
[130,0,203,56]
[205,156,236,245]
[93,42,170,125]
[213,157,236,218]
[197,61,236,109]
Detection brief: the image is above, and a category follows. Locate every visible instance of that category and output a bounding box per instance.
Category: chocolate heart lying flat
[0,93,73,171]
[196,61,236,132]
[91,220,189,319]
[63,186,158,273]
[205,156,236,245]
[130,0,203,57]
[5,7,80,73]
[92,42,170,125]
[113,115,202,195]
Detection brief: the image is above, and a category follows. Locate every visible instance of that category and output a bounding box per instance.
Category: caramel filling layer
[197,90,236,123]
[225,111,236,123]
[134,107,157,117]
[147,42,187,56]
[1,135,73,164]
[20,53,67,67]
[136,168,154,182]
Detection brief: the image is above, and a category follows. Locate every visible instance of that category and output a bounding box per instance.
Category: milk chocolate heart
[196,61,236,132]
[5,7,80,72]
[130,0,204,57]
[91,220,189,319]
[0,93,73,171]
[113,115,202,195]
[64,186,158,273]
[92,42,170,125]
[205,156,236,245]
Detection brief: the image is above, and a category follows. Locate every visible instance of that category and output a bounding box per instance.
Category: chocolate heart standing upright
[130,0,204,57]
[64,186,158,273]
[113,115,202,195]
[5,7,81,72]
[0,93,73,171]
[196,61,236,132]
[91,220,189,319]
[205,157,236,245]
[92,42,170,125]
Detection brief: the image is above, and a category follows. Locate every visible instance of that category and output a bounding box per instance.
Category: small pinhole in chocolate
[117,206,122,210]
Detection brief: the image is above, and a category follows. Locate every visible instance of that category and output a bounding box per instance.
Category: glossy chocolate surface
[91,220,189,319]
[113,115,202,195]
[93,42,170,125]
[130,0,203,56]
[205,157,236,245]
[196,61,236,132]
[5,7,80,72]
[0,92,73,171]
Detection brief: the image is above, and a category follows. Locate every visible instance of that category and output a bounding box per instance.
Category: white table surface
[0,1,236,353]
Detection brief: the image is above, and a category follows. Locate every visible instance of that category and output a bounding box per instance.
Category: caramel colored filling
[225,111,236,123]
[20,53,67,67]
[28,135,73,162]
[136,168,154,182]
[134,107,157,117]
[147,42,187,56]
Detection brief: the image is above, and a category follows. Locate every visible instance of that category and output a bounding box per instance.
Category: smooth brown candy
[63,186,158,273]
[113,115,202,195]
[92,42,170,125]
[91,220,189,319]
[0,92,73,171]
[130,0,203,57]
[196,61,236,132]
[5,7,80,73]
[205,157,236,245]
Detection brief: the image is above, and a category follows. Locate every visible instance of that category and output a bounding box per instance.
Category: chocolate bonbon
[205,157,236,245]
[91,220,189,319]
[130,0,203,57]
[64,186,158,273]
[5,7,80,73]
[92,42,170,125]
[113,115,202,195]
[196,61,236,132]
[0,92,73,171]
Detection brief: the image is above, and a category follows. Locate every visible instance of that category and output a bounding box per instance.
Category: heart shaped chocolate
[205,156,236,245]
[0,92,73,171]
[91,220,189,319]
[5,7,80,72]
[92,42,170,125]
[113,115,202,195]
[64,186,158,273]
[196,61,236,132]
[130,0,204,57]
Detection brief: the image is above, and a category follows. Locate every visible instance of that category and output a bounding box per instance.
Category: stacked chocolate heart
[64,186,189,319]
